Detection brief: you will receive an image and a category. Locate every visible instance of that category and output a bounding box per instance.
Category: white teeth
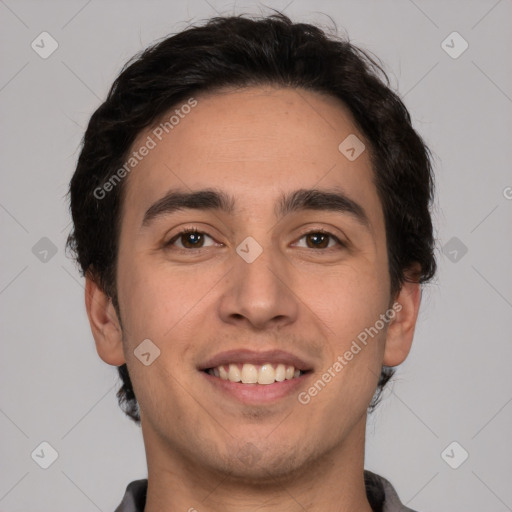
[241,364,258,383]
[208,363,304,384]
[219,365,229,380]
[275,364,286,382]
[228,363,241,382]
[258,364,276,385]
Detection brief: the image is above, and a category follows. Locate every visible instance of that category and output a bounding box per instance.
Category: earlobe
[84,275,126,366]
[383,277,422,367]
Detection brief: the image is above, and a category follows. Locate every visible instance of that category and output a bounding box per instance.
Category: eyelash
[164,227,346,252]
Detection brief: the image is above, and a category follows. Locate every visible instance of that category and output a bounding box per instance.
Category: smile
[205,363,305,384]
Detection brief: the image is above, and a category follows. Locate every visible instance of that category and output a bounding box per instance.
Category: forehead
[122,86,383,228]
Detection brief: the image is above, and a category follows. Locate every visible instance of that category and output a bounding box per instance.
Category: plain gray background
[1,0,511,511]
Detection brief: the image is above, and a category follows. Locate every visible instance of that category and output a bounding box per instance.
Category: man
[67,11,436,512]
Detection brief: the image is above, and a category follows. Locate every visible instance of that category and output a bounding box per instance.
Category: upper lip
[198,349,314,372]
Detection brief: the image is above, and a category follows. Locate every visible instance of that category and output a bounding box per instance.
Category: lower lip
[201,371,311,404]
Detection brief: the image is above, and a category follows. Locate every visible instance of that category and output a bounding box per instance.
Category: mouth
[198,349,314,403]
[204,363,308,384]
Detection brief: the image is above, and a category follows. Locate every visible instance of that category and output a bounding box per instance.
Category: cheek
[116,253,219,349]
[303,295,389,421]
[302,262,389,337]
[300,265,390,399]
[115,260,207,417]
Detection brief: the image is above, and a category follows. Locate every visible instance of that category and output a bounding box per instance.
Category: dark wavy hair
[66,11,436,424]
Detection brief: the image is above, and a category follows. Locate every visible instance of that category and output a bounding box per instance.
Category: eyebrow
[141,187,370,229]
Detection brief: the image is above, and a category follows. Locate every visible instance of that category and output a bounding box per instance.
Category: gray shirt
[113,470,418,512]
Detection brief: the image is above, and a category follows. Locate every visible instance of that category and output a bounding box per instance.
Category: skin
[85,86,421,512]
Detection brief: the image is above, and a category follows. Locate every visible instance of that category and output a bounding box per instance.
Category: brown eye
[166,229,215,250]
[305,232,330,249]
[294,230,345,250]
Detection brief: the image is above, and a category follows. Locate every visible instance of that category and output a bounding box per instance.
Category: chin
[201,440,312,484]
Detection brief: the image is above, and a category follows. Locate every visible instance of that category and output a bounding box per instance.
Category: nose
[217,238,299,331]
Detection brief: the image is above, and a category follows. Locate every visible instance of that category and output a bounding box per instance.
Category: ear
[84,274,126,366]
[383,273,422,367]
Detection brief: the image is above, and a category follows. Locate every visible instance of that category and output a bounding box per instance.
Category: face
[87,86,420,481]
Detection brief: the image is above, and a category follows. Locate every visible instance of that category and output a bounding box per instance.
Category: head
[67,12,435,479]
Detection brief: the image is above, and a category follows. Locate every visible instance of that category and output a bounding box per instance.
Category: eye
[164,228,346,252]
[165,228,217,250]
[294,230,345,250]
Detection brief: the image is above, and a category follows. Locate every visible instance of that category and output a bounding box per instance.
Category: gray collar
[114,471,418,512]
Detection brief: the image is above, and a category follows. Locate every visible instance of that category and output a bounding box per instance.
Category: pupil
[186,233,202,246]
[309,233,327,248]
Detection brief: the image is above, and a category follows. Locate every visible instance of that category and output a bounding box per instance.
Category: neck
[142,415,374,512]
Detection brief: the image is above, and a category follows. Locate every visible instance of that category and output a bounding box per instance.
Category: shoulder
[365,470,420,512]
[113,479,148,512]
